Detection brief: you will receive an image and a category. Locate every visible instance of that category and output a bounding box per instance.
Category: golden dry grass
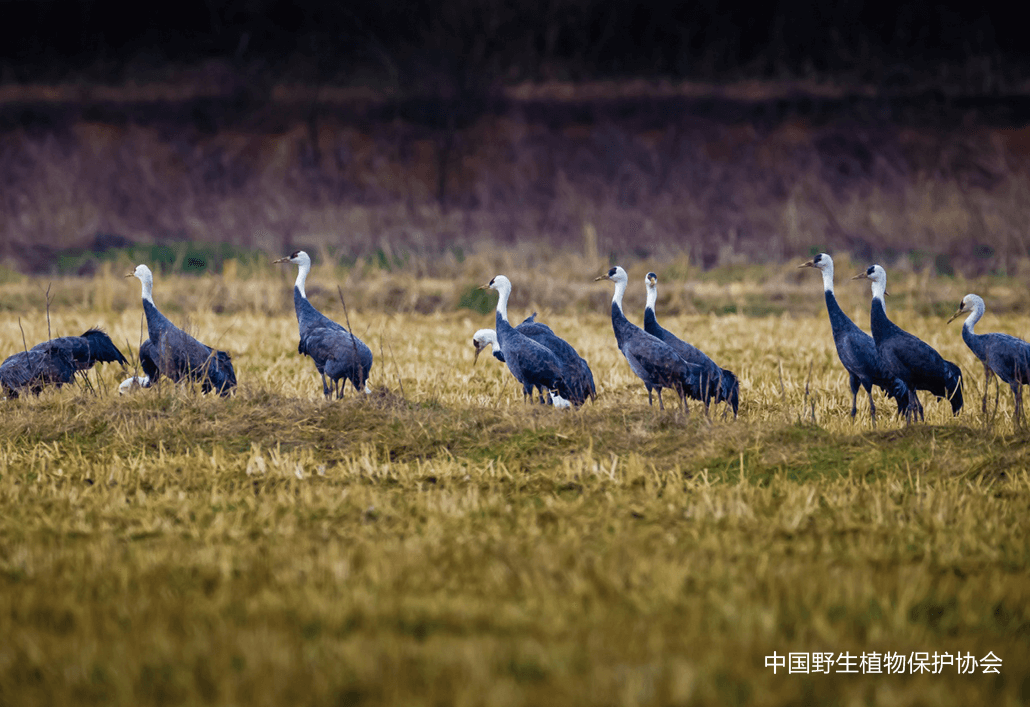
[1,258,1029,706]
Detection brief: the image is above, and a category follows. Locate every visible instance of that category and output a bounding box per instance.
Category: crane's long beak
[946,307,965,324]
[798,260,815,268]
[124,272,134,278]
[851,272,870,280]
[273,257,289,264]
[477,283,490,290]
[594,274,610,282]
[473,344,483,365]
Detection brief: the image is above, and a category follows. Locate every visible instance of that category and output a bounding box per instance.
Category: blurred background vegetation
[1,1,1029,277]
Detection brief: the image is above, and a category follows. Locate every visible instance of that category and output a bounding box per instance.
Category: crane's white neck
[494,282,512,323]
[294,258,310,298]
[135,268,154,304]
[645,282,657,311]
[611,278,627,312]
[820,263,835,293]
[870,276,886,304]
[963,298,985,332]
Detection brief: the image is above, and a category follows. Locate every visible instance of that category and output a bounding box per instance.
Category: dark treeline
[0,1,1023,91]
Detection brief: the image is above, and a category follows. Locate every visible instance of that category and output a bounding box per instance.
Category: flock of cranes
[2,250,1030,425]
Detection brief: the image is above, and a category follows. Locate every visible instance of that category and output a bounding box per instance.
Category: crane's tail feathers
[670,364,704,403]
[203,350,237,396]
[80,329,129,366]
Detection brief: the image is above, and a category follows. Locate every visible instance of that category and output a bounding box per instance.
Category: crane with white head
[479,275,575,405]
[275,250,373,399]
[948,293,1030,421]
[853,264,962,421]
[643,271,739,416]
[595,266,702,411]
[799,253,907,421]
[124,264,236,396]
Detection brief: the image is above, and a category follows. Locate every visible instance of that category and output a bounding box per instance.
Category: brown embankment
[3,80,1030,275]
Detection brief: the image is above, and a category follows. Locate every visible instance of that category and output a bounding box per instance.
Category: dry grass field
[1,252,1029,706]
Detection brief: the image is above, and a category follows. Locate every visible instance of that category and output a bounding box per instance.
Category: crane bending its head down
[472,329,504,364]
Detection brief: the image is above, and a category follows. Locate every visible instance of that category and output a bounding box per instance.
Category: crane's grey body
[1,348,76,397]
[643,272,739,416]
[855,265,962,421]
[129,265,237,396]
[597,266,702,411]
[950,293,1030,420]
[473,315,595,406]
[2,328,127,397]
[276,251,372,398]
[473,314,540,364]
[482,276,574,405]
[800,254,907,420]
[507,319,594,406]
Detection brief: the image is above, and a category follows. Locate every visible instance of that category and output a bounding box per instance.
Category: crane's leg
[656,388,665,411]
[905,390,923,423]
[320,372,331,399]
[864,382,876,425]
[1012,382,1022,425]
[982,365,993,414]
[849,373,860,418]
[646,386,654,407]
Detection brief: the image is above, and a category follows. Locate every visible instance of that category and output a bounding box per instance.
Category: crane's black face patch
[813,254,823,264]
[647,272,657,280]
[866,266,876,276]
[290,250,302,259]
[488,277,496,287]
[607,267,618,278]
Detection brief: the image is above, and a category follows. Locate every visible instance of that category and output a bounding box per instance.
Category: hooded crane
[948,293,1030,421]
[472,317,595,407]
[1,329,127,398]
[126,264,237,396]
[275,251,373,399]
[643,272,739,416]
[480,275,575,405]
[595,266,702,411]
[799,253,908,421]
[472,329,568,409]
[853,264,962,421]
